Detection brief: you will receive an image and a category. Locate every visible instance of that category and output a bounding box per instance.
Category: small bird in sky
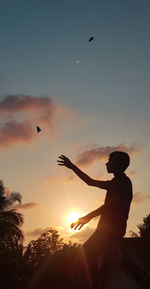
[36,126,41,133]
[88,36,94,42]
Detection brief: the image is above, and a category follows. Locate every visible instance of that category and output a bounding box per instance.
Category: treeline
[23,230,80,289]
[0,181,80,289]
[0,229,80,289]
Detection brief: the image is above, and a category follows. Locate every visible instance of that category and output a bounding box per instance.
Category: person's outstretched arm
[71,205,105,230]
[57,155,108,189]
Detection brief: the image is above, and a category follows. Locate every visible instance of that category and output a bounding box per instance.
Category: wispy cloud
[132,192,150,204]
[26,226,72,242]
[0,95,54,113]
[62,175,76,183]
[76,143,142,167]
[0,120,34,146]
[46,175,76,185]
[70,226,94,243]
[0,95,75,147]
[15,202,38,210]
[26,227,51,238]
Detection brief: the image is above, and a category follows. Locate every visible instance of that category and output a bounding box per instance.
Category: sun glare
[67,212,80,225]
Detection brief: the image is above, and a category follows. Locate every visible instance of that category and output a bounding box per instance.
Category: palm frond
[10,192,22,204]
[0,210,24,226]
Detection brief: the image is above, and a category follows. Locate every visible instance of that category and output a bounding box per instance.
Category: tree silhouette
[0,182,81,288]
[137,214,150,239]
[0,180,24,286]
[130,214,150,240]
[23,229,80,288]
[24,229,64,268]
[0,181,23,243]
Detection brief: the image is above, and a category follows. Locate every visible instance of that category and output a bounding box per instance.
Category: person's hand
[57,155,74,169]
[71,215,91,230]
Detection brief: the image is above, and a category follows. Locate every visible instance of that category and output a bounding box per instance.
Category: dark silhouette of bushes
[137,214,150,240]
[23,230,80,288]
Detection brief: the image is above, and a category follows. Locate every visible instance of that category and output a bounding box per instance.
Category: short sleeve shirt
[97,173,133,236]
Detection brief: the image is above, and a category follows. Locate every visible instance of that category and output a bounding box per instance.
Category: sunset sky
[0,0,150,245]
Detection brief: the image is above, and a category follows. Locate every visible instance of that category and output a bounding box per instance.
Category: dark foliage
[0,181,24,288]
[23,230,80,288]
[138,214,150,239]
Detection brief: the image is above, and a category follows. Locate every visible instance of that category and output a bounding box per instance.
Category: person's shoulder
[124,174,132,185]
[113,174,132,187]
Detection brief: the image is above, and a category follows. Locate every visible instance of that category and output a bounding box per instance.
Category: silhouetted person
[57,151,133,289]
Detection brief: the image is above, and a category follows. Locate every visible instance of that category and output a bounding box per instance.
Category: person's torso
[97,174,133,236]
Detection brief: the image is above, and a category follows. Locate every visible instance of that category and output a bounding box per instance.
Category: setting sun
[67,212,80,225]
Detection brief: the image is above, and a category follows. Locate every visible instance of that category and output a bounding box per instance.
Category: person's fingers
[71,219,85,230]
[57,160,65,164]
[58,156,65,160]
[78,225,81,230]
[74,223,80,230]
[71,222,75,229]
[71,220,86,230]
[78,224,84,230]
[71,221,75,227]
[58,163,65,166]
[60,155,68,160]
[71,221,78,229]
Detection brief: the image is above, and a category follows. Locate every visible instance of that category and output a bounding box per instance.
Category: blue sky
[0,0,150,244]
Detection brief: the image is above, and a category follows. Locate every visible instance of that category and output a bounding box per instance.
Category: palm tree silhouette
[0,180,24,285]
[0,181,23,243]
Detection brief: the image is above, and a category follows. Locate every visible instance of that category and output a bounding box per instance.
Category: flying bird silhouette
[88,36,94,42]
[36,126,41,133]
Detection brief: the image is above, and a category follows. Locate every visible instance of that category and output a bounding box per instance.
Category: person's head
[106,151,130,174]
